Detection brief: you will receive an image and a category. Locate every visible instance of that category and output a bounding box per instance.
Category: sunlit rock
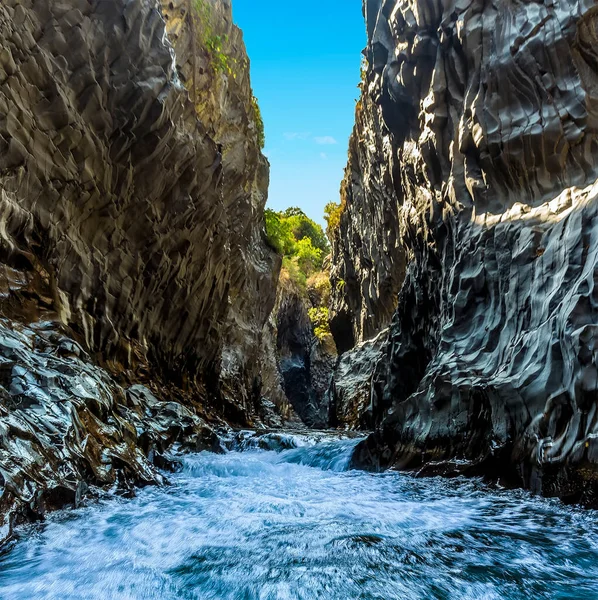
[332,0,598,503]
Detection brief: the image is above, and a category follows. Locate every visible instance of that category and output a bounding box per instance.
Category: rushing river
[1,433,598,599]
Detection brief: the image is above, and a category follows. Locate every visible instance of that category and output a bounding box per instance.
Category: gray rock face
[0,0,282,536]
[330,328,388,430]
[333,0,598,503]
[161,0,282,412]
[275,280,335,429]
[329,92,406,354]
[0,0,278,410]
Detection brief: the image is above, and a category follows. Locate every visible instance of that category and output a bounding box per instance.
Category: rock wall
[275,276,335,429]
[329,328,387,430]
[329,88,406,354]
[161,0,281,415]
[0,0,281,538]
[333,0,598,503]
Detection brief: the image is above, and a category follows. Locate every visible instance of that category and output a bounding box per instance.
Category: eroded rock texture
[0,0,281,538]
[330,328,387,430]
[161,0,281,413]
[329,94,406,354]
[333,0,598,503]
[275,278,336,429]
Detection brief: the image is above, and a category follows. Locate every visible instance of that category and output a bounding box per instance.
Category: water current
[1,432,597,599]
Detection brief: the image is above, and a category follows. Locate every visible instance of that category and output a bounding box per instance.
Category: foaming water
[1,434,598,599]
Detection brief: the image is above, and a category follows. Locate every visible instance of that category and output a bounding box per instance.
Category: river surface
[1,433,598,599]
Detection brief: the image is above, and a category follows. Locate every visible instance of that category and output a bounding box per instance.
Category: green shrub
[281,256,307,290]
[251,95,266,149]
[283,208,329,253]
[295,237,323,276]
[324,200,346,240]
[264,209,295,255]
[308,306,332,343]
[267,207,334,351]
[264,208,328,264]
[307,271,332,306]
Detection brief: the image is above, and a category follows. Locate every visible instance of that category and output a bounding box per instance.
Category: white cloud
[284,132,311,141]
[314,136,338,145]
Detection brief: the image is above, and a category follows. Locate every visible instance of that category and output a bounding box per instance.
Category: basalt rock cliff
[333,0,598,503]
[0,0,283,539]
[275,274,336,429]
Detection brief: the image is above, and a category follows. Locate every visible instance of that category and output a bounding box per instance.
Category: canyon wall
[275,274,336,429]
[0,0,282,538]
[333,0,598,502]
[329,84,406,354]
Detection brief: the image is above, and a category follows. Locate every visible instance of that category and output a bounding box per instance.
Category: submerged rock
[332,0,598,503]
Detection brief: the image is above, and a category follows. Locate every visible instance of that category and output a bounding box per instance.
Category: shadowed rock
[330,328,387,430]
[275,278,336,429]
[0,0,283,540]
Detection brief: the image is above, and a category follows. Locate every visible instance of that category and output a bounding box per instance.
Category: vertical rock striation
[0,0,281,537]
[333,0,598,502]
[161,0,281,417]
[329,89,406,354]
[274,275,336,429]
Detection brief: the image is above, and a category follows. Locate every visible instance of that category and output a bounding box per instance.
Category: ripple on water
[1,435,598,599]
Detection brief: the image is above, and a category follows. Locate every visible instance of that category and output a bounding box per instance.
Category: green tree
[265,207,330,289]
[283,207,305,217]
[282,208,329,253]
[264,209,295,255]
[295,237,324,276]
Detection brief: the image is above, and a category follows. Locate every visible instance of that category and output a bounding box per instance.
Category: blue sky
[232,1,365,225]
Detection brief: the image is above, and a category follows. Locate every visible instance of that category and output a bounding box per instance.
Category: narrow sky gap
[232,0,366,225]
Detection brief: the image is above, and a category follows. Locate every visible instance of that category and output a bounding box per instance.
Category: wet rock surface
[332,0,598,503]
[0,320,219,544]
[0,0,283,538]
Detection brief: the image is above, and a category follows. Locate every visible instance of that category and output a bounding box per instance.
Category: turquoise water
[1,434,597,599]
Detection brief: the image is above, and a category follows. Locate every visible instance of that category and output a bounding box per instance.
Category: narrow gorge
[1,0,598,597]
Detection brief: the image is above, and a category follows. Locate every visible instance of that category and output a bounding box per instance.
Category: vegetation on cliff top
[265,207,329,285]
[192,0,233,75]
[324,200,345,239]
[186,1,266,149]
[265,208,335,349]
[251,95,266,149]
